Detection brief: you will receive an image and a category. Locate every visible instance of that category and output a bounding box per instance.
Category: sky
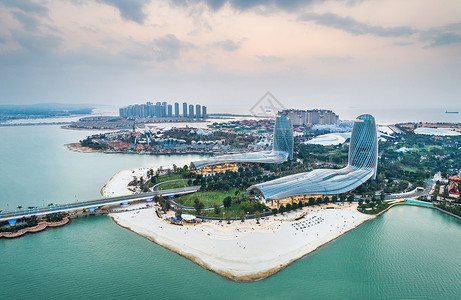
[0,0,460,122]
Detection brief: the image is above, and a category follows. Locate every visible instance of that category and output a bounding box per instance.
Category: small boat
[445,111,459,114]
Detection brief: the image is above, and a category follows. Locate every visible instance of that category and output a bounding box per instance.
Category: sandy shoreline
[110,203,374,282]
[101,168,152,197]
[65,143,103,153]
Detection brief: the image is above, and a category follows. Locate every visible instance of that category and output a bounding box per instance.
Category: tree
[240,210,246,222]
[194,199,205,215]
[332,195,338,203]
[255,211,261,224]
[162,199,171,212]
[279,205,286,214]
[226,210,232,224]
[380,193,385,202]
[340,194,347,202]
[286,203,292,211]
[348,194,355,203]
[443,186,449,199]
[292,202,298,210]
[175,208,183,219]
[323,196,330,203]
[271,208,278,215]
[213,203,221,215]
[223,196,232,209]
[358,198,364,207]
[308,197,316,206]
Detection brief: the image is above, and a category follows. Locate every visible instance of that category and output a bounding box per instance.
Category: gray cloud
[428,32,461,47]
[420,23,461,47]
[1,0,49,17]
[298,12,461,48]
[153,34,194,61]
[210,39,244,51]
[298,12,416,37]
[96,0,151,24]
[11,29,63,55]
[171,0,318,12]
[12,11,40,31]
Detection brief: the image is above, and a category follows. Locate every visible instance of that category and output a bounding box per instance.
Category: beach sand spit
[111,204,374,282]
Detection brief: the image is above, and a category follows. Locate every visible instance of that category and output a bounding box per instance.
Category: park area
[175,188,241,207]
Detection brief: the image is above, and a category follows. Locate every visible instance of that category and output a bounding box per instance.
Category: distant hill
[0,103,94,116]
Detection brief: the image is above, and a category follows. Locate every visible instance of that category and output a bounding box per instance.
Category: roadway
[0,186,200,222]
[385,180,434,200]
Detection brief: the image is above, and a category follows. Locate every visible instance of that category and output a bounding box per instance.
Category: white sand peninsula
[111,204,374,282]
[101,168,151,197]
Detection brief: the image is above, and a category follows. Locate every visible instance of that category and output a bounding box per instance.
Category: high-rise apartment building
[183,102,188,117]
[281,109,338,126]
[202,106,207,118]
[174,102,179,117]
[195,104,201,118]
[167,105,173,117]
[119,101,208,119]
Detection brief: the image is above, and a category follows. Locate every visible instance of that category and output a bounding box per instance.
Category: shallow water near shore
[1,124,461,299]
[1,206,460,299]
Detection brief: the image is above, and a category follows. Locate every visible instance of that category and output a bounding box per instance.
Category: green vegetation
[183,191,270,219]
[158,181,188,190]
[436,202,461,217]
[176,188,241,207]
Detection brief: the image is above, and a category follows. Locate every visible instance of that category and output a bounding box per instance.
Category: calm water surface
[1,125,460,299]
[0,125,205,211]
[0,206,460,299]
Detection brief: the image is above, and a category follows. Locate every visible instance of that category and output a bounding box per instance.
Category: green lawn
[158,181,189,190]
[401,166,417,173]
[175,188,241,207]
[148,173,184,187]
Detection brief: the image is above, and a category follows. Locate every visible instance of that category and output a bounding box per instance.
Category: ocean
[1,123,460,299]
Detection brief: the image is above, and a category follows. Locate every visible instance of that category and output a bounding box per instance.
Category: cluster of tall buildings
[280,109,338,126]
[119,102,207,119]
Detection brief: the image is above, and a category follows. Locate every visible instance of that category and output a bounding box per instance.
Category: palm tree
[175,208,183,219]
[240,210,245,222]
[226,210,231,224]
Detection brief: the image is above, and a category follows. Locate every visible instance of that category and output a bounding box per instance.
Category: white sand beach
[101,168,151,197]
[110,203,374,282]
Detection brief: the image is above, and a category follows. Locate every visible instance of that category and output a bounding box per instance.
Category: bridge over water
[0,186,200,224]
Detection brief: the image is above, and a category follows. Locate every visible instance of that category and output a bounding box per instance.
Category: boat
[445,111,459,114]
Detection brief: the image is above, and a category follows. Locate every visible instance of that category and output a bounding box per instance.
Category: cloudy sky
[0,0,460,121]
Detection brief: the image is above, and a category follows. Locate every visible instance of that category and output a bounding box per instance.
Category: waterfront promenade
[0,186,200,223]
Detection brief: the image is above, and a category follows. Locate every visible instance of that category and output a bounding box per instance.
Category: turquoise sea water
[0,125,204,211]
[1,125,461,299]
[1,206,460,299]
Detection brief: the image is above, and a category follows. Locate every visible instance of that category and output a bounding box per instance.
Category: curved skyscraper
[251,114,378,201]
[191,114,293,173]
[273,114,294,160]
